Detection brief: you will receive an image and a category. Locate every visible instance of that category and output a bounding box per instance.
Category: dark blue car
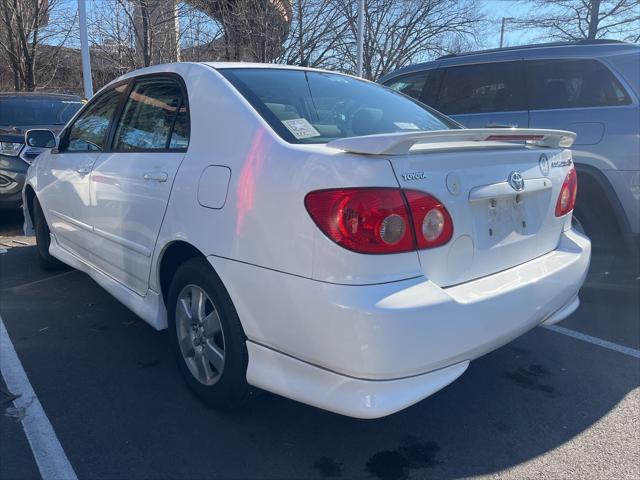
[0,92,84,211]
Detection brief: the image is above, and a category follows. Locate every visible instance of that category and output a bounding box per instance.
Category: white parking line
[3,270,76,293]
[0,315,78,480]
[543,324,640,359]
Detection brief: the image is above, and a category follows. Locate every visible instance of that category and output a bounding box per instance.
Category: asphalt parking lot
[1,210,639,480]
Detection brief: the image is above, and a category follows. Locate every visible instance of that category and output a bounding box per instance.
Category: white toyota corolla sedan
[22,63,590,418]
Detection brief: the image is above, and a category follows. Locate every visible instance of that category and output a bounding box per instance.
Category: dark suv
[380,40,639,260]
[0,92,84,210]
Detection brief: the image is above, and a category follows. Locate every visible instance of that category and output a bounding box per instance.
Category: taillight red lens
[555,168,578,217]
[305,188,453,254]
[305,188,414,253]
[404,190,454,248]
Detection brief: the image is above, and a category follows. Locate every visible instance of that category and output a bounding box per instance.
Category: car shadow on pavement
[1,237,638,479]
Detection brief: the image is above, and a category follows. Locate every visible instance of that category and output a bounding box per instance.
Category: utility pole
[78,0,93,98]
[499,17,514,48]
[356,0,364,77]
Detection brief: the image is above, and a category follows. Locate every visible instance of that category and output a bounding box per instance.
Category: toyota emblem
[508,171,525,191]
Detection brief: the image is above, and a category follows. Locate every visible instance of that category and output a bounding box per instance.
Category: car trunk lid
[328,129,576,287]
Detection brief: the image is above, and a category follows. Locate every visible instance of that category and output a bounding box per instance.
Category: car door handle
[76,165,92,175]
[143,171,168,182]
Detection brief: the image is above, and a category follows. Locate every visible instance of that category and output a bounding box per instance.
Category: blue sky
[483,0,540,48]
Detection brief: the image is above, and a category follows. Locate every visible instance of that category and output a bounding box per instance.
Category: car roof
[203,62,332,73]
[436,39,635,60]
[116,61,350,79]
[111,61,372,92]
[380,40,639,82]
[0,92,82,100]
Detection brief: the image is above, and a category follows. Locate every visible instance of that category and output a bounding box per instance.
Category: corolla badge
[508,171,525,191]
[539,153,550,176]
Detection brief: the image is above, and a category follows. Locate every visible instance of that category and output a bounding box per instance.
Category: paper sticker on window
[394,122,420,130]
[282,118,321,139]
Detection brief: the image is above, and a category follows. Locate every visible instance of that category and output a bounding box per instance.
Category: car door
[38,83,127,259]
[88,75,190,295]
[433,59,529,128]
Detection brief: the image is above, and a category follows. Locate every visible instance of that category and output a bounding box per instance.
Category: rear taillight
[404,190,454,249]
[555,168,578,217]
[304,188,453,254]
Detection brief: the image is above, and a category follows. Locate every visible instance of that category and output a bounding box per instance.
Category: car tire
[167,257,250,409]
[33,197,67,271]
[573,175,624,257]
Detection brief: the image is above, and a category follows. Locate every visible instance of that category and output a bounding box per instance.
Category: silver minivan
[380,40,639,263]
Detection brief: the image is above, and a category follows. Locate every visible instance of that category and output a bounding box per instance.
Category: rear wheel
[33,197,66,271]
[573,174,624,257]
[167,257,250,409]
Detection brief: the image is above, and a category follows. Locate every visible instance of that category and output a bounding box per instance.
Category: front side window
[527,59,632,110]
[65,85,127,151]
[220,69,454,144]
[436,61,526,115]
[386,72,431,102]
[113,79,189,150]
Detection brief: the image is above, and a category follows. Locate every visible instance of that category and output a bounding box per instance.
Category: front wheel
[167,257,250,409]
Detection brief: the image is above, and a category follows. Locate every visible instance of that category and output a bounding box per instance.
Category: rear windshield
[220,68,455,144]
[0,97,84,127]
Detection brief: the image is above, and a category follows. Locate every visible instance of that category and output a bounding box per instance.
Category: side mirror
[25,129,56,149]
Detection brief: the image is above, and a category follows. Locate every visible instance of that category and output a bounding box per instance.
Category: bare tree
[88,0,211,91]
[335,0,484,80]
[89,0,187,75]
[208,0,291,62]
[275,0,348,68]
[178,1,224,61]
[0,0,76,91]
[118,0,185,66]
[89,0,136,77]
[521,0,640,42]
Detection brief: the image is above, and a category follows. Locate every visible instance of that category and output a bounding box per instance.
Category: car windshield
[220,68,456,144]
[0,97,84,127]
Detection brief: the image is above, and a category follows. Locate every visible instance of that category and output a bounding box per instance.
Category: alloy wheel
[175,284,226,386]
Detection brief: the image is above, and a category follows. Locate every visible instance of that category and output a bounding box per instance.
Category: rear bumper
[247,342,470,419]
[209,228,590,417]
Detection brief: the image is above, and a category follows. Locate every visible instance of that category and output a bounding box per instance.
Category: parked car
[380,40,640,261]
[23,63,589,418]
[0,92,84,211]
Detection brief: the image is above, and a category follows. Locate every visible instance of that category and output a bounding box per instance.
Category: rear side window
[113,78,189,151]
[65,85,126,151]
[386,72,431,101]
[435,61,526,115]
[169,102,189,149]
[527,59,632,110]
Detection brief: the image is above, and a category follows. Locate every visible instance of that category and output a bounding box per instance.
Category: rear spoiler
[327,128,576,155]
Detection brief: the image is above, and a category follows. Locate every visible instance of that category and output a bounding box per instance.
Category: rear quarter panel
[153,66,423,292]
